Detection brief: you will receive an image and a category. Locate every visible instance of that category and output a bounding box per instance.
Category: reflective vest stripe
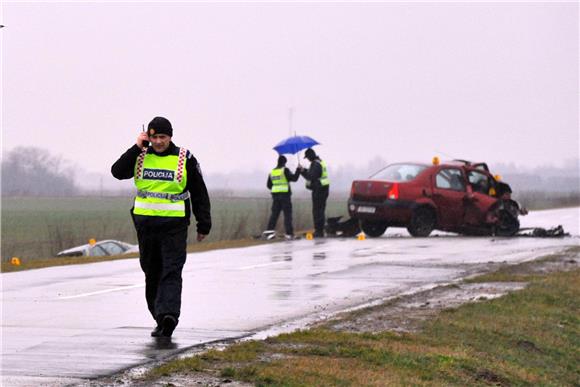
[176,147,187,183]
[270,168,289,193]
[134,201,185,212]
[137,190,190,201]
[136,150,147,179]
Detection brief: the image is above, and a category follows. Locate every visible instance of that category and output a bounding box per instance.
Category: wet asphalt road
[1,207,578,386]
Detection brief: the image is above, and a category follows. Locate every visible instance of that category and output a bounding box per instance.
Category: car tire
[494,209,520,236]
[361,221,388,237]
[407,207,436,237]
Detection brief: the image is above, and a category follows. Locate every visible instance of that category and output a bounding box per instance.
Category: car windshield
[99,242,127,255]
[88,245,108,257]
[370,164,427,182]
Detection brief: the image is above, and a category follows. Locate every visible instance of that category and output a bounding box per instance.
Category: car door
[464,170,498,225]
[431,167,467,229]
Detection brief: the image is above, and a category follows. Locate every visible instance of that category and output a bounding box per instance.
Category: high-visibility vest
[270,168,289,193]
[319,160,330,187]
[133,147,188,217]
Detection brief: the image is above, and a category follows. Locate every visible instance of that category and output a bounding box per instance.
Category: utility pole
[288,107,294,136]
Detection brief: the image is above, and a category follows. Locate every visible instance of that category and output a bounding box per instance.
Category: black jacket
[111,142,211,235]
[266,167,300,195]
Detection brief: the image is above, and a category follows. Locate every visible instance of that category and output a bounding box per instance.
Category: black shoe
[150,325,163,337]
[161,315,177,337]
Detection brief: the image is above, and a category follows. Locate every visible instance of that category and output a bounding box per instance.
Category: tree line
[2,146,79,196]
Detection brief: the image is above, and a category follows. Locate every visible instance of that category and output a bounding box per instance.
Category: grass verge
[147,247,579,386]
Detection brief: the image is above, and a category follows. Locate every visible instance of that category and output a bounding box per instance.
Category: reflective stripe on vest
[133,148,188,217]
[270,168,289,193]
[134,201,185,212]
[319,160,330,186]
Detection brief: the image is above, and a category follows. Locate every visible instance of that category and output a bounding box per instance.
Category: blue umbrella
[273,135,320,155]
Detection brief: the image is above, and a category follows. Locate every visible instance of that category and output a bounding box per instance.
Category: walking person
[264,155,301,240]
[111,116,211,338]
[298,148,330,238]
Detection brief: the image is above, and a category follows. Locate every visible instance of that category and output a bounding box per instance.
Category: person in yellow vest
[298,148,330,238]
[264,155,301,240]
[111,116,211,338]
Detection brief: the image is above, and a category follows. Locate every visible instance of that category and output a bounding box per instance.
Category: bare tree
[1,147,79,196]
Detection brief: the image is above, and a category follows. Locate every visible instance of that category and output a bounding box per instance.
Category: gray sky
[2,1,578,175]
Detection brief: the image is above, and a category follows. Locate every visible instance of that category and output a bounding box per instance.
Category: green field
[1,196,348,261]
[3,191,577,262]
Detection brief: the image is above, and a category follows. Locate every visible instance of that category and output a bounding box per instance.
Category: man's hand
[136,132,149,150]
[197,233,207,242]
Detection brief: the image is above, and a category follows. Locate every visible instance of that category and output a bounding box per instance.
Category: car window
[467,171,493,195]
[99,242,127,255]
[371,164,427,182]
[88,245,108,257]
[435,168,466,191]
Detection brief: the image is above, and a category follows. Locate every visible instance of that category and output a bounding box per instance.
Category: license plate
[358,206,376,214]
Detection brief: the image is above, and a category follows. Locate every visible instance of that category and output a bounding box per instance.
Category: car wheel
[494,209,520,236]
[407,207,436,237]
[361,221,388,237]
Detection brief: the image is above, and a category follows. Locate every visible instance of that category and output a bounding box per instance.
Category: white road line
[57,284,144,300]
[236,261,288,271]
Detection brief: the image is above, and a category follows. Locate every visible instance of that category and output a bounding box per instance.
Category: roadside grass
[464,245,580,283]
[147,247,580,386]
[1,196,347,263]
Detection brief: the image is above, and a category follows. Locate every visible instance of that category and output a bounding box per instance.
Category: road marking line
[58,284,144,300]
[237,261,288,270]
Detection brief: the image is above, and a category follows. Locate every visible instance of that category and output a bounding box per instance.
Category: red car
[348,160,526,237]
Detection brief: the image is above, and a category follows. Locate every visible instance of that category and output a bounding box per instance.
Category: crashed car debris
[325,216,361,237]
[56,239,138,257]
[348,159,528,237]
[516,225,569,238]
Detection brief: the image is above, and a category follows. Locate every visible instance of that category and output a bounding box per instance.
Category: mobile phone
[142,124,149,148]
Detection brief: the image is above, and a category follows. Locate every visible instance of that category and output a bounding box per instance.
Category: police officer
[111,116,211,338]
[265,155,300,239]
[298,148,329,237]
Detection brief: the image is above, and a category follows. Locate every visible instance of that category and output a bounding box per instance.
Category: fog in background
[2,146,578,199]
[2,2,578,192]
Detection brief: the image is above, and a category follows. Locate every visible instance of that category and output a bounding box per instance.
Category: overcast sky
[2,2,578,176]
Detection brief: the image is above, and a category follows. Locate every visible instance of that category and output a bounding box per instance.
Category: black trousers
[312,187,329,236]
[267,194,293,235]
[136,223,188,325]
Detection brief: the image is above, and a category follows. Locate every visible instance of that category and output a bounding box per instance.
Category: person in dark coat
[111,116,211,338]
[265,155,300,239]
[298,148,330,237]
